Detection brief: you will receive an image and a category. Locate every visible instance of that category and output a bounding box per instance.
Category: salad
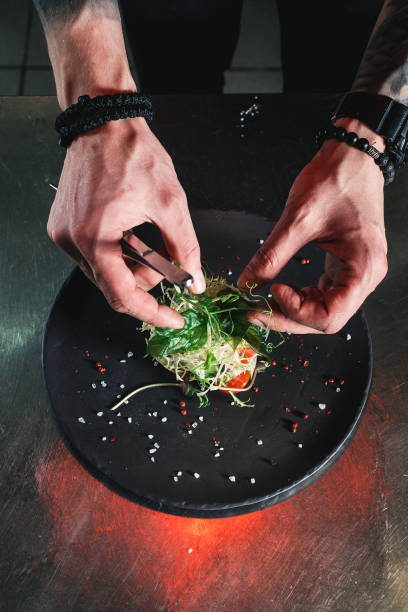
[140,275,285,407]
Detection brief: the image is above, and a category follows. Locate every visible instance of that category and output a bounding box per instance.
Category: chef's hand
[48,117,206,328]
[42,8,205,329]
[238,118,388,334]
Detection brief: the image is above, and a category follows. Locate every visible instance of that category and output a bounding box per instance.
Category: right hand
[47,117,206,328]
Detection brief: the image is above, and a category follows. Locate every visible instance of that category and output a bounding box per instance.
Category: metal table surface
[0,94,407,612]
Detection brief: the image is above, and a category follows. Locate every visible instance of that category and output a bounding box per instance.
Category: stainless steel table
[1,95,407,612]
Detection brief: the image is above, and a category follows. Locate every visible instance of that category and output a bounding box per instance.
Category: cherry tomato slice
[221,370,251,394]
[238,347,256,358]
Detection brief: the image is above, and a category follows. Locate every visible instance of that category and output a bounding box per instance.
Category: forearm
[352,0,408,104]
[33,0,136,109]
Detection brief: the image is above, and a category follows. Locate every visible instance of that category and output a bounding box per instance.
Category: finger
[49,229,96,284]
[237,215,309,291]
[157,199,206,294]
[90,249,185,328]
[269,281,362,333]
[248,309,324,334]
[125,258,165,292]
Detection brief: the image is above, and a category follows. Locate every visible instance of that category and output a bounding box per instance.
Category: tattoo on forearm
[33,0,120,29]
[352,0,408,104]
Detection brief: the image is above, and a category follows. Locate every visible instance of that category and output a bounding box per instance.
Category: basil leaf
[147,309,208,358]
[204,352,218,376]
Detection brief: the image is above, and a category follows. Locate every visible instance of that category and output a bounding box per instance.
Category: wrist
[332,117,386,152]
[46,13,136,109]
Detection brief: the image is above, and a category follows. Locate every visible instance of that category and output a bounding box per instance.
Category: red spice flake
[213,407,219,411]
[300,258,307,265]
[271,360,277,366]
[76,390,81,394]
[180,409,187,416]
[328,377,334,383]
[283,365,289,370]
[315,346,319,350]
[285,407,291,413]
[324,381,328,386]
[109,436,116,443]
[260,423,264,428]
[98,367,107,374]
[85,350,90,357]
[302,413,309,419]
[74,369,79,374]
[300,380,305,384]
[272,374,276,377]
[124,466,128,470]
[327,411,332,415]
[248,434,253,439]
[339,379,345,386]
[179,401,186,407]
[73,346,78,350]
[253,386,259,392]
[104,354,109,359]
[235,256,241,261]
[106,337,111,341]
[303,360,310,367]
[290,423,298,433]
[315,430,319,436]
[95,362,102,367]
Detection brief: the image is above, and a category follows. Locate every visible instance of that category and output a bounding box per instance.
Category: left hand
[238,121,388,334]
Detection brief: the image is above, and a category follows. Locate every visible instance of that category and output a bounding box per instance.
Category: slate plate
[42,209,372,518]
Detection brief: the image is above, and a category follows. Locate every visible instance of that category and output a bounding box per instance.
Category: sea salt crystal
[149,448,157,454]
[154,442,160,449]
[193,472,200,479]
[177,471,182,476]
[120,384,125,389]
[188,548,193,553]
[147,434,154,439]
[78,417,85,423]
[152,411,158,417]
[318,403,326,410]
[117,412,121,417]
[258,239,264,244]
[96,411,103,417]
[120,359,126,363]
[187,429,193,435]
[228,475,236,483]
[163,400,168,405]
[91,383,97,389]
[108,420,113,425]
[257,440,263,446]
[298,443,303,448]
[127,417,132,423]
[124,400,129,405]
[346,334,352,341]
[214,452,220,458]
[127,351,133,358]
[101,381,107,387]
[150,456,155,463]
[192,422,198,428]
[101,436,107,441]
[116,395,121,399]
[198,416,204,422]
[250,477,256,484]
[161,417,168,423]
[173,476,179,482]
[336,387,341,393]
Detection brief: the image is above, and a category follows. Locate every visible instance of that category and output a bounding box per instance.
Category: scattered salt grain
[177,471,182,477]
[152,411,158,417]
[150,456,155,463]
[91,383,97,389]
[198,416,204,422]
[318,403,326,410]
[101,381,107,388]
[188,548,193,554]
[163,399,168,405]
[257,440,263,446]
[161,417,168,423]
[250,477,256,484]
[154,442,160,449]
[346,334,352,341]
[214,452,220,458]
[101,436,107,441]
[228,475,236,483]
[192,422,198,428]
[187,429,193,435]
[127,417,133,423]
[193,472,200,479]
[108,420,113,425]
[127,351,133,358]
[298,443,303,448]
[96,411,103,417]
[336,387,341,393]
[147,434,154,439]
[149,448,157,454]
[173,476,179,482]
[120,384,125,389]
[120,359,126,363]
[78,417,85,423]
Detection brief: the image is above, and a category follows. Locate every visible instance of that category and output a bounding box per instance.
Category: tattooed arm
[352,0,408,104]
[33,0,205,325]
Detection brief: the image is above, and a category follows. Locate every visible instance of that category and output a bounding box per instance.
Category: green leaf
[147,309,208,358]
[204,352,218,376]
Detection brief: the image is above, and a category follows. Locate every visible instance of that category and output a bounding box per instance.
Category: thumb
[237,216,308,290]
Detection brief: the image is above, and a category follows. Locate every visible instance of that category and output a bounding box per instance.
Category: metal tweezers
[120,231,193,289]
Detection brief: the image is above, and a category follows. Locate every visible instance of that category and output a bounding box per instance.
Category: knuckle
[107,294,129,315]
[251,246,279,274]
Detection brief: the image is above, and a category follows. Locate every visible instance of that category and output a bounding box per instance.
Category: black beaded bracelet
[55,93,153,148]
[315,123,395,185]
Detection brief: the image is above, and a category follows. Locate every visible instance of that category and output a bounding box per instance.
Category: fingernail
[249,317,265,328]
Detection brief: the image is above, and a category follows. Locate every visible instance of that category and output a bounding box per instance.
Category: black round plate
[43,210,372,518]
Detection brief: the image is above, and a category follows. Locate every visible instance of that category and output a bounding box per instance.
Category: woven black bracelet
[55,93,153,148]
[315,123,395,185]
